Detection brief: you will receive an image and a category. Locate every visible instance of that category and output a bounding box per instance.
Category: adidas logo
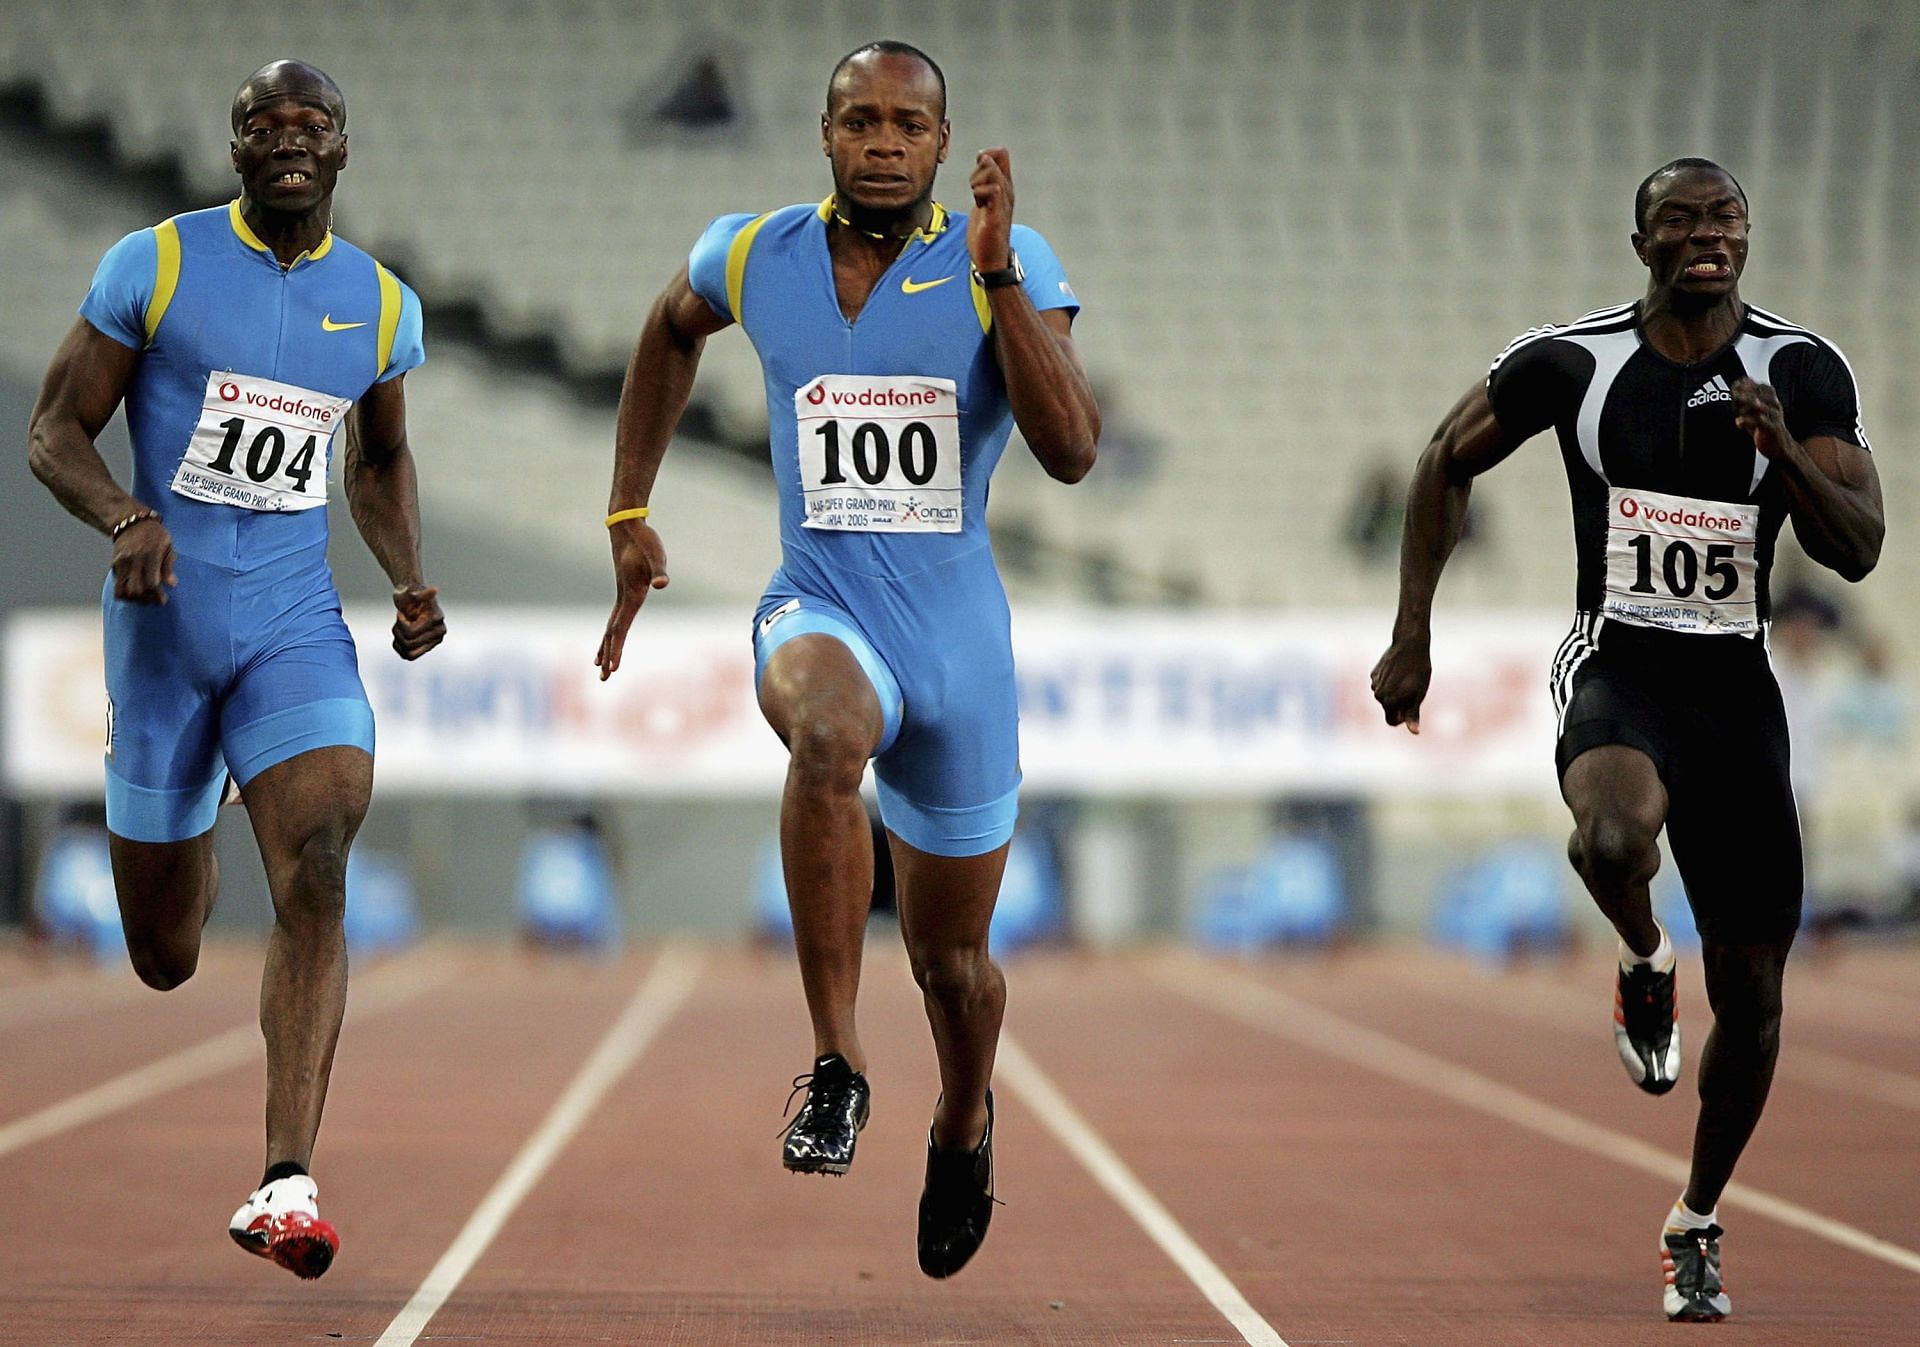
[1687,374,1733,409]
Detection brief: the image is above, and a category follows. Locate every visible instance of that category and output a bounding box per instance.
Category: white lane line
[0,952,455,1160]
[997,1031,1290,1347]
[1377,958,1920,1114]
[373,945,704,1347]
[1156,954,1920,1278]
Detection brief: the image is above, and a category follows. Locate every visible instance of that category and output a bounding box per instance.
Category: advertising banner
[5,607,1568,797]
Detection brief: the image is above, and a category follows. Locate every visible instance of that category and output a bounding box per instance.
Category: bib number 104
[813,420,939,487]
[1625,535,1739,600]
[206,416,320,493]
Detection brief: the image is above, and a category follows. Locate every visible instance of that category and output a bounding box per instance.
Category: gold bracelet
[604,506,651,527]
[110,508,161,540]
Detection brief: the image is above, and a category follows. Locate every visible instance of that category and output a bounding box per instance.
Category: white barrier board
[5,606,1568,797]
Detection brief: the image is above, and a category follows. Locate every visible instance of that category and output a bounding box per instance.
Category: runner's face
[231,91,347,215]
[821,55,948,214]
[1634,169,1749,297]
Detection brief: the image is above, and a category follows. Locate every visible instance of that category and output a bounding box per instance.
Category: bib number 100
[1625,535,1739,600]
[813,420,939,487]
[205,417,320,492]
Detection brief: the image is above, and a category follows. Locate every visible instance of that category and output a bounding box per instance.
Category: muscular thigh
[241,745,373,874]
[755,596,896,754]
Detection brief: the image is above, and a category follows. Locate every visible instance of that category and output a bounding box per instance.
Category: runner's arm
[27,317,178,604]
[596,268,731,679]
[1730,379,1883,581]
[968,149,1099,482]
[345,373,444,659]
[27,318,145,532]
[1370,380,1525,731]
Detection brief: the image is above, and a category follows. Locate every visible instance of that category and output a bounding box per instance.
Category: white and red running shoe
[228,1174,338,1279]
[1615,960,1681,1095]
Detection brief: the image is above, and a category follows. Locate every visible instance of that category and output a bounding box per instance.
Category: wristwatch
[970,252,1024,290]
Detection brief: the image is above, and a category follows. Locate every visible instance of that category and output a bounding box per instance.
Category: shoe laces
[780,1062,857,1133]
[1672,1224,1723,1294]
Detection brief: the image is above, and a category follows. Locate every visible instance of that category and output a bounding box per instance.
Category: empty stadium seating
[3,0,1915,621]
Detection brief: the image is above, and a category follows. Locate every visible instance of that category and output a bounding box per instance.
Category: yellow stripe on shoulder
[969,271,992,335]
[725,212,775,324]
[143,219,182,347]
[375,262,403,378]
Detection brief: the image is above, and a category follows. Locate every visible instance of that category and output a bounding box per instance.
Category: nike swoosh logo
[901,275,954,295]
[320,315,367,331]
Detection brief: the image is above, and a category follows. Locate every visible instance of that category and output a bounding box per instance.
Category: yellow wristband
[604,506,651,527]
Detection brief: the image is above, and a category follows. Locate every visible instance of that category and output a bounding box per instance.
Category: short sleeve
[377,278,425,383]
[688,212,758,322]
[1486,328,1571,442]
[78,229,157,350]
[1010,224,1080,321]
[1780,340,1869,451]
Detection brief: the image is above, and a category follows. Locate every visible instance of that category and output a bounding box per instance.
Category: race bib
[1602,487,1759,634]
[794,374,962,532]
[169,371,348,512]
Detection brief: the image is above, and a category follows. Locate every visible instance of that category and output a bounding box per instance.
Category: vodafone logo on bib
[1613,495,1746,536]
[219,381,240,402]
[805,382,826,405]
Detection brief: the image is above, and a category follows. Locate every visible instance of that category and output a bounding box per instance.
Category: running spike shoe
[780,1052,870,1176]
[1663,1222,1731,1321]
[228,1174,338,1280]
[918,1091,996,1279]
[1615,959,1681,1094]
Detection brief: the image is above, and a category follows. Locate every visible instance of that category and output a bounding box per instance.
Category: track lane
[411,947,1253,1345]
[0,946,664,1344]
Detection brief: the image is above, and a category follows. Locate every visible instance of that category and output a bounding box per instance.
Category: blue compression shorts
[102,547,373,843]
[752,572,1020,858]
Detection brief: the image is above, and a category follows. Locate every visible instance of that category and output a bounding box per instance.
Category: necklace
[827,196,947,242]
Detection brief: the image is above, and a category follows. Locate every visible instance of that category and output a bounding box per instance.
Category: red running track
[0,938,1916,1345]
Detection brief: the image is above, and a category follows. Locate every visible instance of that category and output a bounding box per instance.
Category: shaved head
[231,59,345,135]
[827,40,946,118]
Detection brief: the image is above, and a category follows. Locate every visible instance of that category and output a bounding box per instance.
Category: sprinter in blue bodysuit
[596,40,1099,1278]
[27,60,443,1281]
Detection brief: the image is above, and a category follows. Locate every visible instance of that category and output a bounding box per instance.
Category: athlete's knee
[127,936,199,991]
[1575,811,1660,885]
[276,825,353,927]
[909,940,1001,1015]
[785,709,873,795]
[1706,963,1785,1057]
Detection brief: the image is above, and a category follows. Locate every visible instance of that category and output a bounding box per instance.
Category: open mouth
[1683,253,1731,280]
[270,169,313,187]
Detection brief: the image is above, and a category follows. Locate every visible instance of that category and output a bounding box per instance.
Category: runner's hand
[967,148,1015,272]
[110,516,177,605]
[596,520,669,680]
[1730,379,1790,459]
[391,584,445,660]
[1370,635,1432,735]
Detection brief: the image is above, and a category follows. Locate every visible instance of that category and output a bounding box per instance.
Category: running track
[2,938,1916,1345]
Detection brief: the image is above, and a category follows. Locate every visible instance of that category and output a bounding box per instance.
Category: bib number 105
[1625,536,1740,601]
[813,420,939,487]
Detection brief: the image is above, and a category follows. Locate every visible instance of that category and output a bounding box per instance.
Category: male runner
[1371,159,1882,1321]
[27,60,442,1280]
[596,40,1097,1277]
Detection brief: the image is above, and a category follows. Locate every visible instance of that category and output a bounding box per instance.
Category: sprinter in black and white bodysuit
[1371,159,1884,1323]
